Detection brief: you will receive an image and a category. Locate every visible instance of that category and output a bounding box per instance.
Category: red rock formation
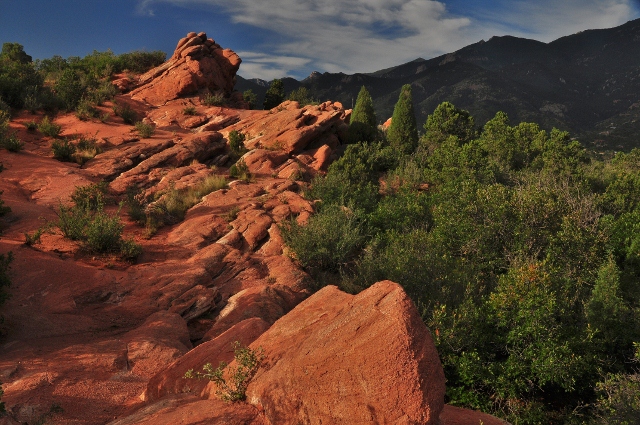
[144,317,270,402]
[207,280,447,425]
[130,32,242,106]
[0,32,509,425]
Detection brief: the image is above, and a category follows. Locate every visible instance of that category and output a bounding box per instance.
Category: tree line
[282,84,640,424]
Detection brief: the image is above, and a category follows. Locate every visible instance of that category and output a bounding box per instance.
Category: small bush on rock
[75,98,100,121]
[23,120,37,131]
[229,158,251,181]
[38,116,61,137]
[51,138,76,161]
[185,341,264,402]
[1,133,23,152]
[203,93,226,106]
[183,106,197,115]
[55,183,141,260]
[135,121,155,138]
[228,130,247,158]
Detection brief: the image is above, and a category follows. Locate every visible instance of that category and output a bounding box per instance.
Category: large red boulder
[216,280,446,425]
[130,32,242,106]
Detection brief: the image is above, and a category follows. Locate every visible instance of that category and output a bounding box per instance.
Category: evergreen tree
[287,86,314,106]
[347,85,378,143]
[386,84,418,154]
[263,79,284,110]
[421,101,475,150]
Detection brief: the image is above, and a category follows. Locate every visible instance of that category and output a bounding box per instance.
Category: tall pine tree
[386,84,418,154]
[263,79,285,110]
[347,85,378,143]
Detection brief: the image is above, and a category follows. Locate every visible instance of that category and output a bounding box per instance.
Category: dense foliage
[347,85,378,143]
[287,86,315,106]
[262,79,285,110]
[386,84,418,154]
[0,42,164,113]
[56,183,141,260]
[283,100,640,424]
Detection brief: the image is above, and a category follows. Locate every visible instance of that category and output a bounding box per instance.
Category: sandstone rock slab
[240,280,446,425]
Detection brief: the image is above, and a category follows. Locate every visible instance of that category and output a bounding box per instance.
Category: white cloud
[237,52,312,80]
[136,0,156,16]
[485,0,635,41]
[138,0,638,78]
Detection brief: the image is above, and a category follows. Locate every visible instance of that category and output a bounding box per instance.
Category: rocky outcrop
[143,317,270,402]
[204,280,446,425]
[130,32,242,106]
[107,395,263,425]
[108,132,226,194]
[227,100,349,155]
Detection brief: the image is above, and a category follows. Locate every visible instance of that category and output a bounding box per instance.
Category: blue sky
[1,0,639,80]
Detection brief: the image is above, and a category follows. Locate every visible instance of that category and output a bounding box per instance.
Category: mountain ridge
[237,17,640,150]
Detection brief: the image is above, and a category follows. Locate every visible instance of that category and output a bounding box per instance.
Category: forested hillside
[282,97,640,424]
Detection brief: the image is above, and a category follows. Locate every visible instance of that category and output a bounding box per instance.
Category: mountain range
[237,18,640,151]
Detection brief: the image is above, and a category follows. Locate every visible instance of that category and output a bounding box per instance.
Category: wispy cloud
[138,0,638,78]
[482,0,635,41]
[237,52,311,80]
[136,0,156,16]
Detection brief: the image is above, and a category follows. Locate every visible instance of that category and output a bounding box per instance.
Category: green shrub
[135,121,155,138]
[185,341,264,402]
[86,80,117,105]
[22,85,42,113]
[386,84,418,154]
[347,85,378,144]
[125,186,147,225]
[54,68,85,111]
[287,86,316,106]
[74,134,101,165]
[280,204,366,271]
[1,133,23,152]
[75,98,99,121]
[229,158,251,181]
[119,238,143,260]
[228,130,247,158]
[24,224,51,246]
[71,181,109,211]
[202,93,226,106]
[263,79,284,110]
[38,116,61,137]
[56,203,90,240]
[242,89,257,109]
[117,50,165,73]
[51,138,76,161]
[0,43,44,109]
[277,102,640,423]
[113,103,136,124]
[183,106,197,115]
[225,206,240,222]
[591,349,640,425]
[85,209,125,252]
[140,175,227,233]
[55,182,140,259]
[23,120,37,131]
